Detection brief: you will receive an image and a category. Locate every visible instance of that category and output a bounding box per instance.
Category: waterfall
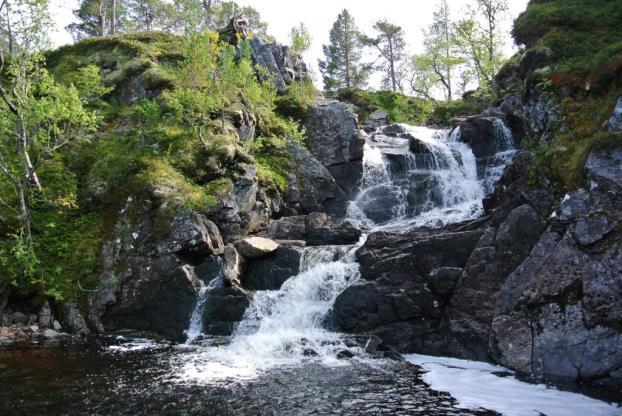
[349,125,494,230]
[176,122,517,383]
[184,263,224,344]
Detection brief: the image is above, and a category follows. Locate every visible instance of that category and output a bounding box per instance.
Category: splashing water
[174,243,364,383]
[349,124,512,231]
[184,264,224,345]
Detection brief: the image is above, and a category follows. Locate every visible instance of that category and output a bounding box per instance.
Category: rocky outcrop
[330,223,484,352]
[88,202,227,340]
[305,100,365,200]
[363,109,389,133]
[332,144,622,389]
[249,40,308,94]
[286,141,348,217]
[260,212,362,246]
[212,166,276,241]
[489,147,622,387]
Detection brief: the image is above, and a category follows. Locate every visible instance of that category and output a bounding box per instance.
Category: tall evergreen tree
[362,19,406,92]
[318,9,368,91]
[67,0,127,39]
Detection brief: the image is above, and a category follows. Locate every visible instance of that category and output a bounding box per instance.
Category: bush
[335,88,434,125]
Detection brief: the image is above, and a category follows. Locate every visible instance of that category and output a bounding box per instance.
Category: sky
[49,0,530,87]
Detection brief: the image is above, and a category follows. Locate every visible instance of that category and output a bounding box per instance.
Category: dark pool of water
[0,336,499,415]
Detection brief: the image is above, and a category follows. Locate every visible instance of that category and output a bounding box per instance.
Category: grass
[334,88,434,125]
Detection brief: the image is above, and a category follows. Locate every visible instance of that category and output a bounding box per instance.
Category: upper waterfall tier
[348,124,516,230]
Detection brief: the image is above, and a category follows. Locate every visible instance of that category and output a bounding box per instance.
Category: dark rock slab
[242,246,303,290]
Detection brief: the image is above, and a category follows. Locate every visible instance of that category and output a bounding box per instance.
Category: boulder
[242,246,303,291]
[305,100,365,167]
[235,237,280,259]
[382,124,408,137]
[261,214,362,246]
[607,97,622,131]
[585,147,622,188]
[286,141,348,216]
[364,109,389,132]
[456,116,514,160]
[304,100,365,198]
[202,286,251,335]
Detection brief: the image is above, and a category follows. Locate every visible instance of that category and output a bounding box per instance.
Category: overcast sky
[49,0,529,87]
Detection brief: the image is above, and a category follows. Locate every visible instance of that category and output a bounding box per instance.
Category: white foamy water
[174,243,364,383]
[185,265,224,345]
[349,124,512,231]
[406,354,621,416]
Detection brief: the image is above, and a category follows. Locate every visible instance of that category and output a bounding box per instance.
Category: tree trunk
[111,0,116,35]
[203,0,212,29]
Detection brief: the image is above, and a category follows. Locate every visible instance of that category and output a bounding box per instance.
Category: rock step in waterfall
[180,121,518,381]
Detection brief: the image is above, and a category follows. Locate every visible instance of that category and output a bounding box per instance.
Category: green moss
[508,0,622,190]
[134,158,219,210]
[275,80,317,121]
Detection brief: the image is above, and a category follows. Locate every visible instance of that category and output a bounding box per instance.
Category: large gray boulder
[304,100,365,198]
[286,141,348,216]
[261,213,362,246]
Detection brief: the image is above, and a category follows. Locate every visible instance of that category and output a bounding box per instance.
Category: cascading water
[184,263,224,344]
[176,122,517,383]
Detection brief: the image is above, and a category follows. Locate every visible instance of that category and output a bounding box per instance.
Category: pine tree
[362,19,406,92]
[318,9,368,91]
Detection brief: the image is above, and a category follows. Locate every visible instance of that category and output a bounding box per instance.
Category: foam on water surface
[406,354,621,416]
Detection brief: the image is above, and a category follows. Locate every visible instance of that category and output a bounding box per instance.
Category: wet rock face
[304,100,365,200]
[286,141,348,217]
[456,116,514,160]
[242,246,304,291]
[260,213,362,246]
[202,286,251,336]
[330,226,483,352]
[89,203,227,340]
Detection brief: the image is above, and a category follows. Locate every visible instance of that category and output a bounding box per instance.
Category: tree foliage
[361,19,406,92]
[319,9,368,91]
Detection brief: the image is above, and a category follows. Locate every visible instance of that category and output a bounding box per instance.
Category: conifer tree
[319,9,368,91]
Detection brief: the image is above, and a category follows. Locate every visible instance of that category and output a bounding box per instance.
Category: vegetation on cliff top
[0,31,302,300]
[508,0,622,188]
